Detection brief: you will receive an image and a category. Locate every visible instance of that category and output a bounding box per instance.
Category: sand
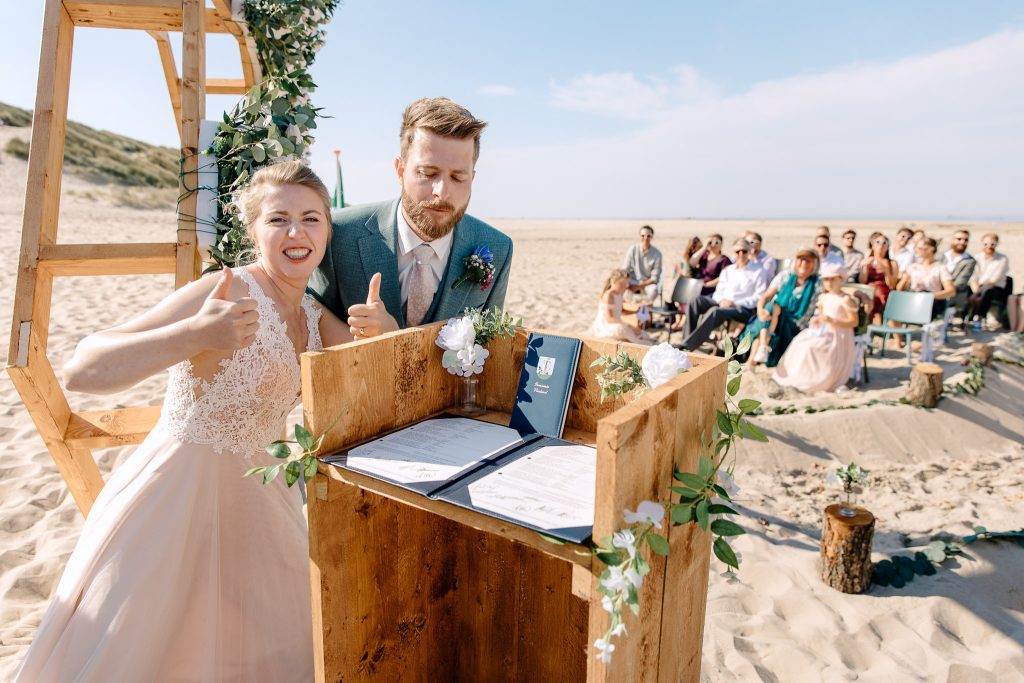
[1,125,1022,681]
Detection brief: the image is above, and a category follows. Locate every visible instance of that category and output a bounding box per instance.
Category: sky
[3,1,1023,218]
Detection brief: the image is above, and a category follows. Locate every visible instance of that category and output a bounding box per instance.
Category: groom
[310,97,513,339]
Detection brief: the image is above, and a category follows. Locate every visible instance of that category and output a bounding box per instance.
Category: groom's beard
[401,192,468,241]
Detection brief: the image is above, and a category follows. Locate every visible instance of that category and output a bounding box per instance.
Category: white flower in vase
[436,317,476,352]
[641,343,692,389]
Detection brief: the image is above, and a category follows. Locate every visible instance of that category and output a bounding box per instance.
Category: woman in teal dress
[744,249,821,367]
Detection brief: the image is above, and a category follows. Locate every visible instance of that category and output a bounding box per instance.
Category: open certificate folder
[434,443,596,543]
[322,415,598,543]
[327,417,526,494]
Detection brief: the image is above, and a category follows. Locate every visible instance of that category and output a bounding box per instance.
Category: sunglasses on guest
[707,240,721,245]
[982,242,997,248]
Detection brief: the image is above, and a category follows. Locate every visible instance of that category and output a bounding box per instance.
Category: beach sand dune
[1,131,1021,681]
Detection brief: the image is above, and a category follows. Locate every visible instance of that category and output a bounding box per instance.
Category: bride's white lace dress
[14,268,323,683]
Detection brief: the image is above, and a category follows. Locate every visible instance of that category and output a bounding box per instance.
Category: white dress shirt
[712,263,769,309]
[396,206,454,309]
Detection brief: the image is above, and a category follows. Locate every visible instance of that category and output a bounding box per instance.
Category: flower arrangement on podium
[435,307,519,415]
[583,338,769,663]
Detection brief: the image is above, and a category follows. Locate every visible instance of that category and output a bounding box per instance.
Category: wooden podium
[302,325,726,682]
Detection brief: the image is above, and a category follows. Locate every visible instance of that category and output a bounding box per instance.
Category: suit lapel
[428,219,476,322]
[357,201,404,326]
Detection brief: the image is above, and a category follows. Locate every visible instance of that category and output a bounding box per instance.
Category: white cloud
[478,85,520,97]
[473,30,1024,217]
[549,65,720,120]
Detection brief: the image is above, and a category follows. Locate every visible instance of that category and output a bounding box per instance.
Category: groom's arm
[483,241,514,311]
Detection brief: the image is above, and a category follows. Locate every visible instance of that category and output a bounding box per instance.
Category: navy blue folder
[508,333,582,438]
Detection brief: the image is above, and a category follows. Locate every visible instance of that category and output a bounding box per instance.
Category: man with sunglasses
[942,229,976,315]
[678,238,768,352]
[743,230,776,281]
[966,233,1010,329]
[814,230,845,269]
[622,225,663,304]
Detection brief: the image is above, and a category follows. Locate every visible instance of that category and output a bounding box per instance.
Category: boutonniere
[452,245,496,291]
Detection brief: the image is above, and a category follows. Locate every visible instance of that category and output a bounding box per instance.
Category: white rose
[641,343,692,389]
[436,317,476,352]
[456,344,489,375]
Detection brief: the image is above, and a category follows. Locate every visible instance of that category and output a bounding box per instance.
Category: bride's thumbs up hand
[190,268,260,351]
[347,272,399,340]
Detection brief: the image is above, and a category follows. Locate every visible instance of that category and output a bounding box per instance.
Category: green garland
[202,0,340,270]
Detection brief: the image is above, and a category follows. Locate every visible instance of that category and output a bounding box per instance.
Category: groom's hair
[400,97,488,163]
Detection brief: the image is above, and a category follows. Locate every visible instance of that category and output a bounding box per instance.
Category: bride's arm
[63,269,257,394]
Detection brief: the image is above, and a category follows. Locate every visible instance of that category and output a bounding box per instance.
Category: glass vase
[456,373,486,417]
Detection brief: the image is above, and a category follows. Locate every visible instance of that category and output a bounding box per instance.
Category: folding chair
[648,277,704,344]
[866,291,934,365]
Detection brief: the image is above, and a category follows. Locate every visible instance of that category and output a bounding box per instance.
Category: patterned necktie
[405,243,436,326]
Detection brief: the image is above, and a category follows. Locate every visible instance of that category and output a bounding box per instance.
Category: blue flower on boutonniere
[452,245,496,291]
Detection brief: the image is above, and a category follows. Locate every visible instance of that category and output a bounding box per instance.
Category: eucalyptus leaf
[244,466,265,478]
[597,551,624,566]
[262,464,281,485]
[304,456,318,482]
[727,376,741,396]
[738,398,761,414]
[743,420,769,442]
[266,442,292,459]
[285,460,301,486]
[696,499,710,530]
[713,538,739,569]
[295,424,315,452]
[676,472,706,490]
[707,503,739,515]
[671,505,693,525]
[710,519,745,537]
[646,533,670,556]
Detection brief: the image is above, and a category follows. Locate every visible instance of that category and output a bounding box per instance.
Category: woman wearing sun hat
[772,262,859,393]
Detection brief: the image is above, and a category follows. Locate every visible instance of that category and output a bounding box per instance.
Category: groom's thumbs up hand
[191,268,260,351]
[347,272,399,340]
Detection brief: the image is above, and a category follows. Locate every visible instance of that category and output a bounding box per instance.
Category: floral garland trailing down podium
[206,0,340,269]
[580,337,767,662]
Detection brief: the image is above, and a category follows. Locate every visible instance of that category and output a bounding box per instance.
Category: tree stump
[820,504,875,593]
[971,343,994,366]
[907,363,943,407]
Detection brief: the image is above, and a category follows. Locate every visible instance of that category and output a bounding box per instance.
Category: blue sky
[3,1,1023,218]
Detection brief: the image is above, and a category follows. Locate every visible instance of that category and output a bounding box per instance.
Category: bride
[14,161,357,682]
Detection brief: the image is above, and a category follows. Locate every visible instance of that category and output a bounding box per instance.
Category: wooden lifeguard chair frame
[7,0,262,516]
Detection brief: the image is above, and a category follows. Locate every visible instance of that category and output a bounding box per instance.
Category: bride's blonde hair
[232,160,332,262]
[601,268,631,295]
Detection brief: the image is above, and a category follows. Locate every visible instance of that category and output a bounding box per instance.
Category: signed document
[343,417,525,485]
[466,444,596,533]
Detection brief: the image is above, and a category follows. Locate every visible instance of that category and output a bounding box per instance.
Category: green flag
[331,149,345,208]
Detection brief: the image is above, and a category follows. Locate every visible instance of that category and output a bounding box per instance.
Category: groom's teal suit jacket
[309,199,513,327]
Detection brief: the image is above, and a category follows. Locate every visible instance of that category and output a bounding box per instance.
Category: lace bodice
[160,268,323,456]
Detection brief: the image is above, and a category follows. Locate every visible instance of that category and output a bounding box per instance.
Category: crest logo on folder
[537,356,557,380]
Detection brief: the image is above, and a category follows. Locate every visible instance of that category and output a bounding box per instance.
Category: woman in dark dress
[859,231,899,323]
[690,233,732,295]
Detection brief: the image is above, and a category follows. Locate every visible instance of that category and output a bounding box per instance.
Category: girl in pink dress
[13,162,354,682]
[773,263,859,394]
[590,269,655,344]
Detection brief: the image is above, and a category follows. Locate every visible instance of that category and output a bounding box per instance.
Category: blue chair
[648,277,704,344]
[867,291,935,364]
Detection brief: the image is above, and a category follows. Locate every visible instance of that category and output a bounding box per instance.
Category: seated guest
[841,229,864,281]
[859,232,899,323]
[690,233,732,295]
[896,236,955,319]
[772,263,859,393]
[622,225,663,304]
[943,229,976,314]
[590,269,655,345]
[890,226,916,272]
[674,235,703,278]
[744,249,821,367]
[743,230,776,281]
[815,226,845,268]
[679,239,768,351]
[966,233,1010,328]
